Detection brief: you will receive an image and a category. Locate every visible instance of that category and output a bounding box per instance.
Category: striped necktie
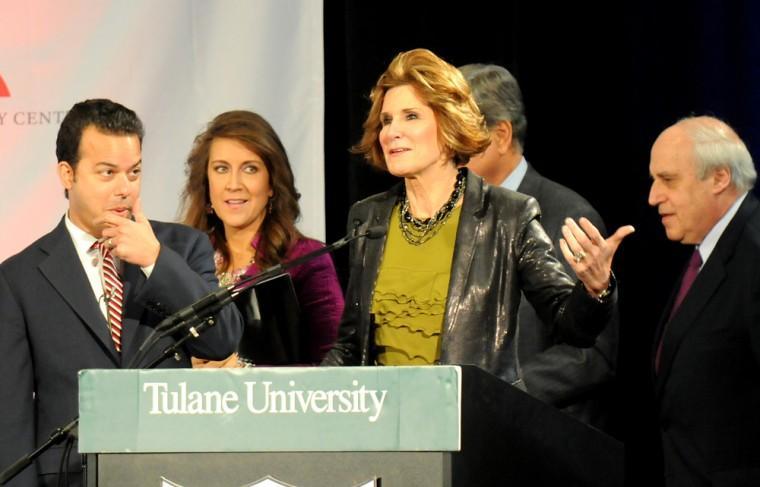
[95,241,124,352]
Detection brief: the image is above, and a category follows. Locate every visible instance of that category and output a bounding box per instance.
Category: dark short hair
[56,98,144,166]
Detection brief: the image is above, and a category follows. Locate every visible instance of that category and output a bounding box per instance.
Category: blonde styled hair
[353,48,490,170]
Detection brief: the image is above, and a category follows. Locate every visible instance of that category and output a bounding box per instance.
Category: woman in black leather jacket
[322,49,633,383]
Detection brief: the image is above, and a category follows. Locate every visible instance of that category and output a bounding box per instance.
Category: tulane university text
[142,380,388,422]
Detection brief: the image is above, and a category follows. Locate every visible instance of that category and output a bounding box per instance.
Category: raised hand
[559,217,635,297]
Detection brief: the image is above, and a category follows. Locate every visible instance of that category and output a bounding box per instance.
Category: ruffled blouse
[371,204,461,365]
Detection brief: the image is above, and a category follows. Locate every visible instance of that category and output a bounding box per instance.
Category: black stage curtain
[323,1,760,484]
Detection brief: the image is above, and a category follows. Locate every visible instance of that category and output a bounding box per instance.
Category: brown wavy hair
[180,110,302,271]
[353,48,491,170]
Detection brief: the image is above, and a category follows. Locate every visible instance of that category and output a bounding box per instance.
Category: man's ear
[711,166,732,194]
[58,161,75,190]
[492,120,514,155]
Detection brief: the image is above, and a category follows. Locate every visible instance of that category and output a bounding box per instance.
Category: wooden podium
[79,366,622,486]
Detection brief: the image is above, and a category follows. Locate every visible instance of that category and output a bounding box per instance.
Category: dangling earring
[206,203,214,215]
[267,198,273,215]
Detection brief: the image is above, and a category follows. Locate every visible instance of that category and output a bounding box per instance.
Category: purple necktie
[655,248,702,372]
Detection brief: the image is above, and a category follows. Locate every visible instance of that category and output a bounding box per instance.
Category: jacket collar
[516,163,542,196]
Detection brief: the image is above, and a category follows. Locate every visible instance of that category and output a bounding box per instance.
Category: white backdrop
[0,0,324,261]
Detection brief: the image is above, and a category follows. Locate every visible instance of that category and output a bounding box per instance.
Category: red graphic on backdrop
[0,75,10,97]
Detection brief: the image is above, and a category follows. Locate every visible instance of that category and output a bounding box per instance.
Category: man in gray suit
[460,64,618,432]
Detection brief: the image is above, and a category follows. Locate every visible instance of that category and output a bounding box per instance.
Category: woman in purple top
[180,110,343,366]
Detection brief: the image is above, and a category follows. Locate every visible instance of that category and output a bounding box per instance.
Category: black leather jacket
[322,170,615,384]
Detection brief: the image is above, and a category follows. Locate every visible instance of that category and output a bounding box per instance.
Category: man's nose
[115,173,132,197]
[648,181,662,207]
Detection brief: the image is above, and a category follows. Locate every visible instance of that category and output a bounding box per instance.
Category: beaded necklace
[398,168,466,246]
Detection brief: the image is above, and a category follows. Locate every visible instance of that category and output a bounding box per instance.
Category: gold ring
[573,250,586,263]
[108,239,114,248]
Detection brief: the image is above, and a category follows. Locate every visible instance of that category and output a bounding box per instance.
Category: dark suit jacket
[654,194,760,487]
[515,164,618,431]
[0,218,243,487]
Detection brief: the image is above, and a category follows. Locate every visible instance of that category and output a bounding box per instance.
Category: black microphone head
[365,225,387,239]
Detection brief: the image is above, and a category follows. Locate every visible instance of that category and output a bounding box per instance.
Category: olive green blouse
[371,204,461,365]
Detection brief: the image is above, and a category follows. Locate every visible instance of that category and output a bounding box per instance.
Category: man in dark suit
[648,116,760,486]
[460,63,618,432]
[0,99,243,486]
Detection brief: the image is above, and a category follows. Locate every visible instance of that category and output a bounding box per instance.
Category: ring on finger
[573,250,586,263]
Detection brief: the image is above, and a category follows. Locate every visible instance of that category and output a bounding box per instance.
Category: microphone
[127,285,237,368]
[232,223,386,296]
[154,286,234,333]
[127,223,386,368]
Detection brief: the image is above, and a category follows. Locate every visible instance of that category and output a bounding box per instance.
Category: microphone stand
[126,285,237,370]
[129,224,378,370]
[0,419,78,485]
[231,227,364,296]
[0,224,385,485]
[132,224,380,368]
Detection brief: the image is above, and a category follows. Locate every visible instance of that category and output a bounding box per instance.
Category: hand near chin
[96,197,160,268]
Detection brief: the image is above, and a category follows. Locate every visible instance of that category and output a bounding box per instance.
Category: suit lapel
[651,267,681,371]
[654,257,726,393]
[655,195,759,394]
[38,219,119,365]
[119,262,146,358]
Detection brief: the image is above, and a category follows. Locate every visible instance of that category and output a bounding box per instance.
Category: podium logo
[0,74,9,97]
[161,476,379,487]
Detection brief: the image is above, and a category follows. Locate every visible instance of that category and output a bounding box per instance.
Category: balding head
[673,116,755,192]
